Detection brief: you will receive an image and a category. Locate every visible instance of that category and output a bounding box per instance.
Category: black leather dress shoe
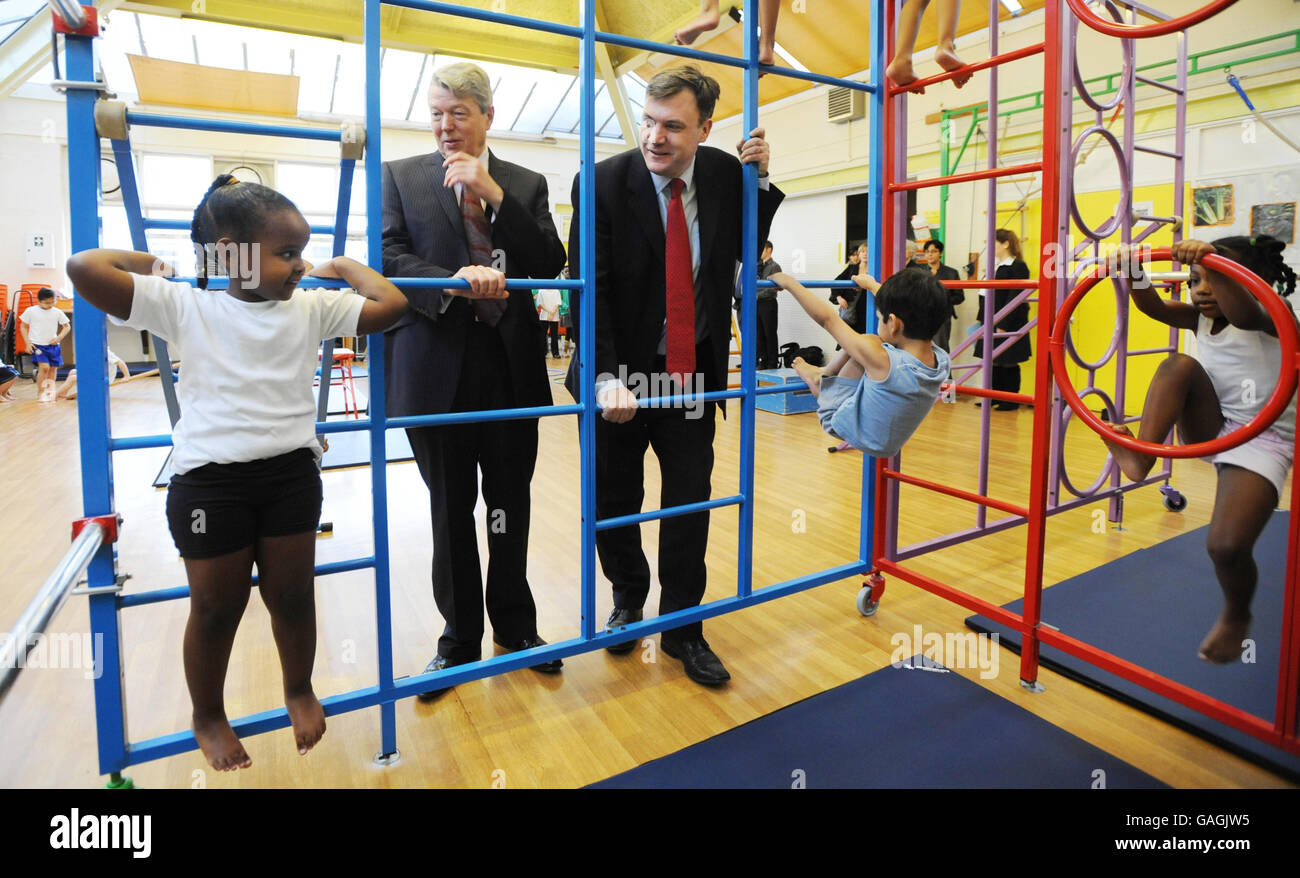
[417,654,471,702]
[494,635,563,674]
[661,636,731,686]
[604,608,643,655]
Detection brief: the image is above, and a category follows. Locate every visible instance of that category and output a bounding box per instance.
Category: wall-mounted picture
[1192,183,1234,227]
[1250,202,1296,244]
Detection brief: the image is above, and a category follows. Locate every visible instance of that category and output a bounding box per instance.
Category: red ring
[1050,248,1299,459]
[1066,0,1238,38]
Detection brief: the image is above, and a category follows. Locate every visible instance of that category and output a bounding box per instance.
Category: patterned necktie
[460,185,506,327]
[664,177,695,384]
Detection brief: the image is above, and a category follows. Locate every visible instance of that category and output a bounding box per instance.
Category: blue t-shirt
[822,343,949,457]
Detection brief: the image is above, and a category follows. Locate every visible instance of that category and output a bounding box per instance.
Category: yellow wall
[1062,183,1183,416]
[989,182,1183,416]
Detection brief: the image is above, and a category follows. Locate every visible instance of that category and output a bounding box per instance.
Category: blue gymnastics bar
[126,110,344,141]
[69,0,886,779]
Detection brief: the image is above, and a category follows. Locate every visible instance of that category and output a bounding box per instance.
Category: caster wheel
[856,586,878,617]
[1163,492,1187,512]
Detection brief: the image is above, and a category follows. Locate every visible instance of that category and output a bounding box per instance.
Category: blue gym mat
[965,511,1300,780]
[590,656,1166,788]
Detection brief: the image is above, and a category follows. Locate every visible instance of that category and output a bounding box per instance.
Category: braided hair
[1210,234,1297,300]
[190,174,299,289]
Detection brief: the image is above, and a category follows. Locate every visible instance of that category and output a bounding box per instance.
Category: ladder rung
[1135,74,1183,95]
[888,42,1046,97]
[889,162,1043,192]
[1133,144,1183,160]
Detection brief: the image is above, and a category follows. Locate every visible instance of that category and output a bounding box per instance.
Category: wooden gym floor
[0,357,1294,788]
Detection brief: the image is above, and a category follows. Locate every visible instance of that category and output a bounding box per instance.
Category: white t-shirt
[1193,300,1300,443]
[536,288,562,321]
[112,274,364,474]
[20,305,69,345]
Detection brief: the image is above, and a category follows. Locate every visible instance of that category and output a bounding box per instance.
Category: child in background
[1102,236,1298,663]
[887,0,972,93]
[66,174,408,771]
[0,359,17,403]
[54,347,130,400]
[770,268,951,457]
[19,288,70,401]
[674,0,782,67]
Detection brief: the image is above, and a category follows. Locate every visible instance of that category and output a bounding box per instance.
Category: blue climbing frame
[67,0,887,775]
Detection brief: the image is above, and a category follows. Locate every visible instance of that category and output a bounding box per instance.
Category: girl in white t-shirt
[1103,236,1298,664]
[66,175,407,771]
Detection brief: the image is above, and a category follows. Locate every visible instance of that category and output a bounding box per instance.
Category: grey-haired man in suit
[382,62,567,699]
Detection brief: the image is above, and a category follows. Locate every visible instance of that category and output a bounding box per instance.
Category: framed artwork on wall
[1192,184,1234,227]
[1250,202,1296,244]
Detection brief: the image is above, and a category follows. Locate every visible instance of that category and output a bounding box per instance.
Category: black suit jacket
[563,146,783,403]
[975,258,1032,364]
[381,149,567,416]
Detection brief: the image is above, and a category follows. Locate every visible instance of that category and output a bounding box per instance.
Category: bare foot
[193,714,252,771]
[886,55,924,93]
[1102,424,1156,483]
[38,380,56,403]
[935,44,972,88]
[285,689,326,755]
[758,36,775,67]
[674,8,721,46]
[1198,612,1251,664]
[791,356,824,397]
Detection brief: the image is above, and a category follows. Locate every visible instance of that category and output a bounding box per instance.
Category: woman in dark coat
[922,238,962,352]
[974,228,1031,410]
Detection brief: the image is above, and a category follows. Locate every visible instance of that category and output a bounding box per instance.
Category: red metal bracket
[72,514,121,544]
[51,5,99,37]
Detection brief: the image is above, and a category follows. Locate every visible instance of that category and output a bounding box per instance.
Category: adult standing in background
[565,65,783,687]
[537,285,563,359]
[922,238,962,353]
[833,243,870,335]
[975,228,1031,411]
[754,240,782,369]
[382,62,568,698]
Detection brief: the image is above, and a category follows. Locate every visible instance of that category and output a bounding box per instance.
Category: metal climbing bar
[125,111,344,140]
[889,161,1044,191]
[886,41,1046,95]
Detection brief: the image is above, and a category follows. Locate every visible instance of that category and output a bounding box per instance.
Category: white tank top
[1192,300,1299,442]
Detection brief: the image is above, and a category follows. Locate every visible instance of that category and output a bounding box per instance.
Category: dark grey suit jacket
[381,149,567,416]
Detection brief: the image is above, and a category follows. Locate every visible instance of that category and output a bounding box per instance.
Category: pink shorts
[1210,418,1294,500]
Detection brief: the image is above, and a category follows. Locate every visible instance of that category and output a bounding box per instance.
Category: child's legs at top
[889,0,932,82]
[675,1,720,46]
[1106,352,1223,482]
[757,0,779,64]
[1200,464,1278,662]
[182,547,256,770]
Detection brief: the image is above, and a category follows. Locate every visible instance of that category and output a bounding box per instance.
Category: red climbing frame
[872,0,1300,757]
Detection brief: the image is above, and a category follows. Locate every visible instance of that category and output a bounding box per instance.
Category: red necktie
[665,177,695,385]
[460,186,506,327]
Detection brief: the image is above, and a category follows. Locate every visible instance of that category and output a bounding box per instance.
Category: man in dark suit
[382,62,568,699]
[565,66,783,686]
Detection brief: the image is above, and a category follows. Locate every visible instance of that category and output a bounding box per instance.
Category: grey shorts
[817,375,860,439]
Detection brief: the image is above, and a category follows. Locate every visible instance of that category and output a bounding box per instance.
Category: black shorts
[165,448,322,559]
